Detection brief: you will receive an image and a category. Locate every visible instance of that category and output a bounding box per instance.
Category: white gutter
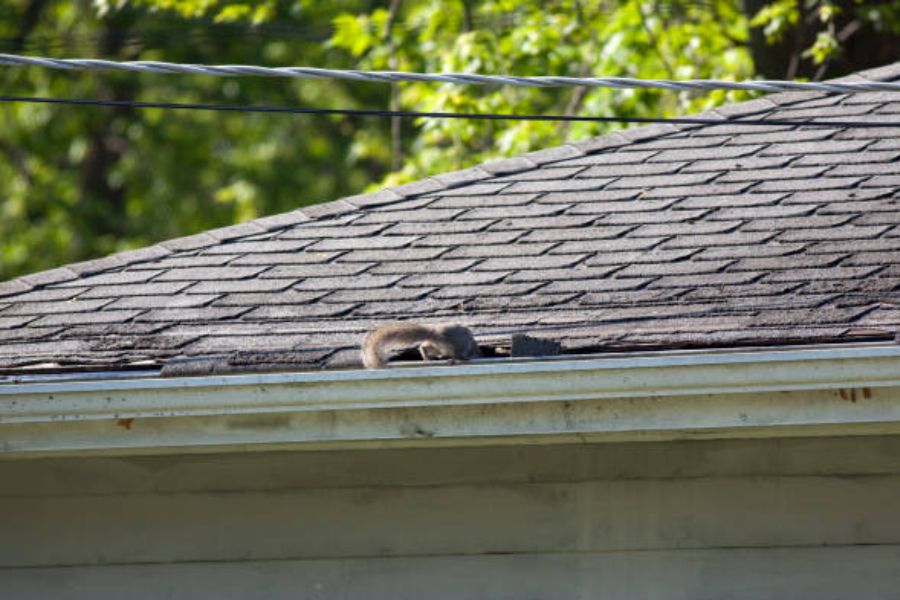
[2,344,900,457]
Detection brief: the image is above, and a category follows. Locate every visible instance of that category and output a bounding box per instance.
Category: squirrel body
[361,323,481,369]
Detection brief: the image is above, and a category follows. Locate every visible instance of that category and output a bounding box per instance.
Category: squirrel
[361,323,482,369]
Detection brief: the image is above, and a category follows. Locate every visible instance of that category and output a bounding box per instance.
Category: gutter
[2,343,900,457]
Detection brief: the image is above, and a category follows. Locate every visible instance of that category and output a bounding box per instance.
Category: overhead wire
[2,52,900,93]
[1,94,899,128]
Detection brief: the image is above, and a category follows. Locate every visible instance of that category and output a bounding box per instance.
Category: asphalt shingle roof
[2,63,900,374]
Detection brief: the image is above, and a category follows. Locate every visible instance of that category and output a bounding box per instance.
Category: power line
[2,94,899,128]
[2,52,900,93]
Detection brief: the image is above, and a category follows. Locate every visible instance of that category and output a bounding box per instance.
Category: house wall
[2,435,900,599]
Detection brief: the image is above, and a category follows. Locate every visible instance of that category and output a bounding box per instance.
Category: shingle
[793,150,900,166]
[136,307,250,322]
[243,303,358,320]
[55,269,163,287]
[369,258,479,275]
[678,282,802,302]
[294,274,404,291]
[681,156,793,173]
[536,189,641,204]
[870,139,900,151]
[808,238,900,254]
[431,282,544,298]
[472,254,586,271]
[676,193,786,210]
[279,223,387,240]
[631,220,741,237]
[79,281,194,298]
[458,204,566,220]
[566,198,676,215]
[188,278,299,294]
[25,268,93,291]
[557,150,657,166]
[778,225,891,242]
[0,325,60,341]
[584,248,696,266]
[201,239,311,255]
[649,271,763,288]
[661,231,777,249]
[638,182,752,199]
[539,278,651,294]
[764,266,880,282]
[354,208,467,224]
[335,247,447,262]
[153,266,267,282]
[862,175,900,188]
[647,145,762,162]
[2,298,113,316]
[729,253,844,271]
[619,260,732,278]
[230,251,343,266]
[429,182,510,196]
[260,263,373,279]
[818,199,899,214]
[696,243,803,260]
[754,176,865,193]
[0,315,37,329]
[320,287,434,303]
[549,237,664,254]
[504,178,614,193]
[578,288,685,306]
[0,279,32,298]
[0,339,91,358]
[3,287,86,302]
[851,212,900,226]
[441,242,558,259]
[843,251,900,266]
[730,128,838,145]
[414,231,522,247]
[30,310,144,327]
[136,254,239,269]
[709,204,812,220]
[577,162,687,178]
[399,271,508,287]
[384,219,497,235]
[782,187,894,204]
[607,172,717,189]
[519,225,634,242]
[717,166,828,183]
[353,298,460,316]
[306,235,419,251]
[634,134,730,149]
[602,209,707,225]
[109,294,221,310]
[741,214,853,231]
[428,193,538,208]
[489,215,597,231]
[213,290,324,306]
[492,166,585,181]
[507,265,617,282]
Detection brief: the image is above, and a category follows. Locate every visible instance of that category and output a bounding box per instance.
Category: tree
[0,0,897,279]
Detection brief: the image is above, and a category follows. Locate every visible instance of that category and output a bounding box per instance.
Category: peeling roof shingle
[2,62,900,373]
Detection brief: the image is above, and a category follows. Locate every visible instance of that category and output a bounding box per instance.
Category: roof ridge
[2,61,898,299]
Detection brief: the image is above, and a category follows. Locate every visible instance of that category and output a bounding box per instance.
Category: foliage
[0,0,897,279]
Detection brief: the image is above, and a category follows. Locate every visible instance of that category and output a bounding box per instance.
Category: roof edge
[3,343,900,457]
[3,61,898,298]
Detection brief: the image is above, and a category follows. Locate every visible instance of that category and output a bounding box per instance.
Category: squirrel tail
[361,323,447,369]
